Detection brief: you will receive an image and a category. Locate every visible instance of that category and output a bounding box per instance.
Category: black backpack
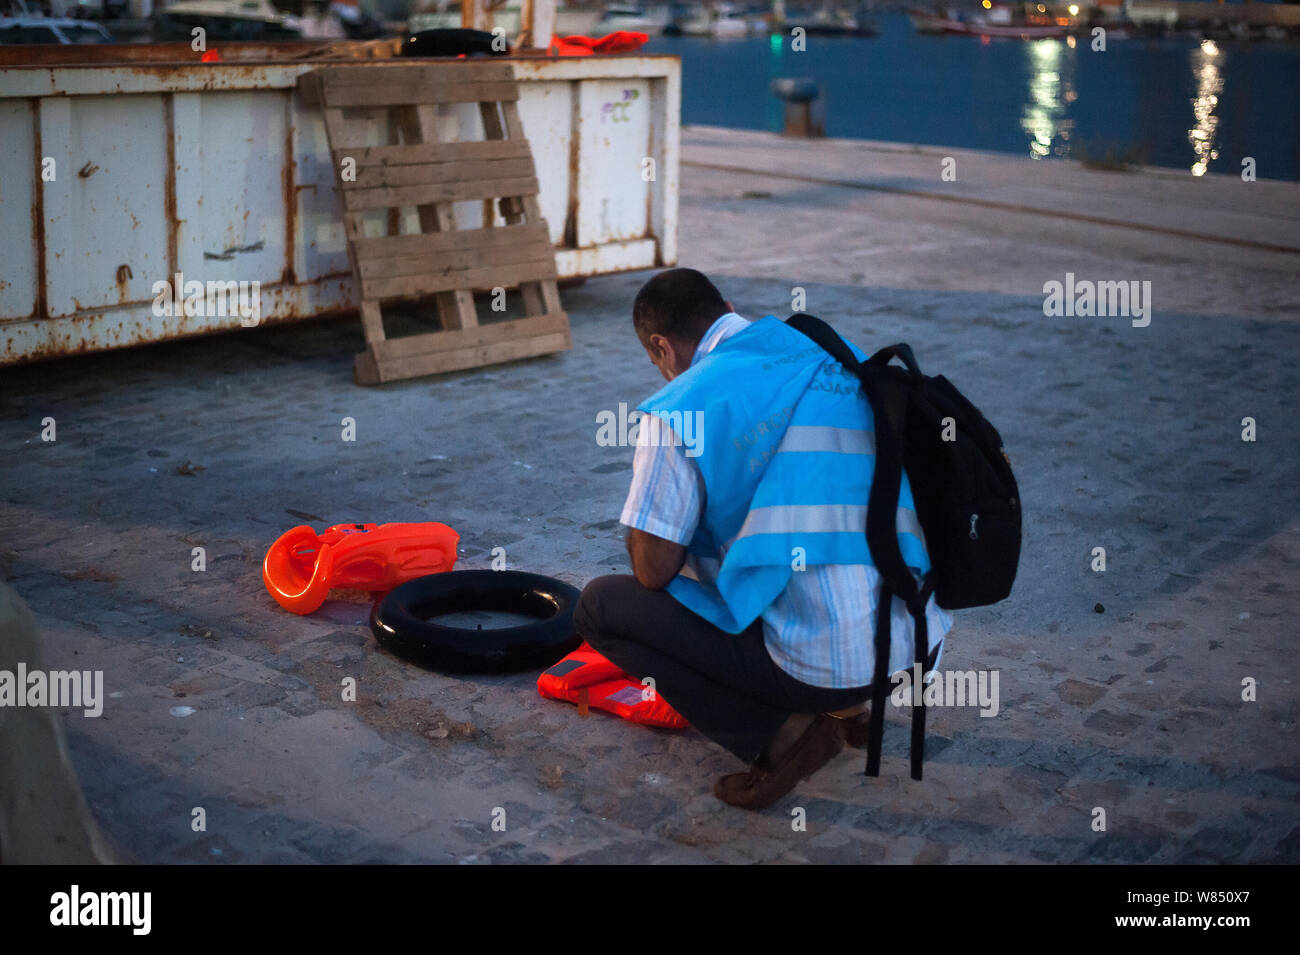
[787,313,1021,780]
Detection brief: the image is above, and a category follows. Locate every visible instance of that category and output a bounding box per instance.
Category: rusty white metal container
[0,44,680,364]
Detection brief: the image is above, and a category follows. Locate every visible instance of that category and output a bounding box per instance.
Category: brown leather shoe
[714,714,846,810]
[841,711,872,749]
[827,703,871,749]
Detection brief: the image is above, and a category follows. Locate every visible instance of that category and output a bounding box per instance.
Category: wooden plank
[321,105,382,151]
[352,222,550,262]
[383,108,404,236]
[479,101,508,145]
[338,207,379,334]
[344,157,536,190]
[519,0,535,48]
[363,256,557,301]
[371,312,570,363]
[320,81,521,109]
[501,99,529,142]
[354,346,382,386]
[499,100,539,276]
[412,103,480,332]
[501,102,552,231]
[318,62,516,88]
[358,236,555,280]
[343,176,540,212]
[370,331,571,383]
[358,301,386,345]
[297,72,323,106]
[382,103,468,332]
[479,99,546,317]
[321,106,351,151]
[333,138,531,169]
[500,99,560,316]
[538,275,564,315]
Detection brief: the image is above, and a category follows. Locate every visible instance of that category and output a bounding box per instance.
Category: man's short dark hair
[632,268,729,346]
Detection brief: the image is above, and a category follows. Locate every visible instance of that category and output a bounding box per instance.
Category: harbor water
[646,12,1300,181]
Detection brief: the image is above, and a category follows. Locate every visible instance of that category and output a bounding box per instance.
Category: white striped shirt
[619,313,951,689]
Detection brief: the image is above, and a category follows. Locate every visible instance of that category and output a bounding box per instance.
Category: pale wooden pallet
[300,62,569,384]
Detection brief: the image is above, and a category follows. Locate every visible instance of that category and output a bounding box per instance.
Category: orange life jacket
[537,642,688,729]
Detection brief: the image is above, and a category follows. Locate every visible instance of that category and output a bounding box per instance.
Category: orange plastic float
[548,31,650,56]
[262,522,459,615]
[537,642,688,729]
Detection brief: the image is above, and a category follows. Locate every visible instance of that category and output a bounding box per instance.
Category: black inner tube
[370,571,582,674]
[407,585,561,624]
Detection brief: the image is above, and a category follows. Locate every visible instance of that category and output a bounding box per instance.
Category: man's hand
[625,528,686,591]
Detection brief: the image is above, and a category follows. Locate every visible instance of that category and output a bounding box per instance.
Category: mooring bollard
[771,77,825,138]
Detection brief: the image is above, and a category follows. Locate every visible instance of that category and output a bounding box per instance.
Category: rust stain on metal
[4,278,356,365]
[77,160,98,179]
[31,103,47,321]
[163,93,179,289]
[644,121,657,259]
[564,82,580,249]
[115,264,132,302]
[282,93,297,286]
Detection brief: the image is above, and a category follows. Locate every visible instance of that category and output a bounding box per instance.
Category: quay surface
[1,126,1297,863]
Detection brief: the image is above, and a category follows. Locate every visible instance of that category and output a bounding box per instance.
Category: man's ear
[648,333,675,366]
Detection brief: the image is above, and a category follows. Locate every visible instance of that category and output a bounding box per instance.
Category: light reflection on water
[1189,38,1224,177]
[1016,34,1223,176]
[1019,38,1077,161]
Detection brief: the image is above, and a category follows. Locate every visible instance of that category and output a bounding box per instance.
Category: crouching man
[574,268,952,810]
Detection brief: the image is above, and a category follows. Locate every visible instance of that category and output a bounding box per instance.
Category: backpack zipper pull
[969,513,979,540]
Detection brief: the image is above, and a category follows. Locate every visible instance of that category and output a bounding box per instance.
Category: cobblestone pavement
[2,129,1297,863]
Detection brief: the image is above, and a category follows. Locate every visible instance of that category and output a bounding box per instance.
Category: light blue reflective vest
[640,315,931,634]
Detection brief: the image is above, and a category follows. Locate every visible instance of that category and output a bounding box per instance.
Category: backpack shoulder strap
[786,312,862,370]
[786,314,934,780]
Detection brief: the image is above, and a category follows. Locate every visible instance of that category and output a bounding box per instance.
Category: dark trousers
[574,574,880,764]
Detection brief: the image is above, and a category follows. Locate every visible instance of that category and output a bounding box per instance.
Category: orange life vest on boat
[537,642,688,729]
[548,31,650,56]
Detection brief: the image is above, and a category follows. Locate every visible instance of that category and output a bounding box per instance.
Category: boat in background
[672,2,753,36]
[952,19,1067,38]
[783,4,877,36]
[407,1,610,38]
[596,4,670,34]
[906,7,948,34]
[713,3,750,35]
[909,4,1067,39]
